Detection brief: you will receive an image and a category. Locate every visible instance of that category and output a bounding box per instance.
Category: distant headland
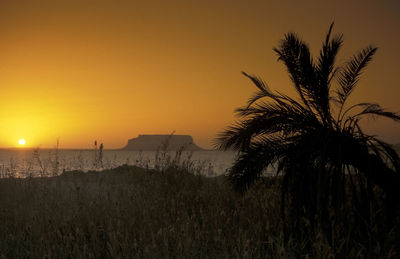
[121,134,204,151]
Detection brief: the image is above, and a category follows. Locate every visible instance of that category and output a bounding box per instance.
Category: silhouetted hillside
[122,134,204,151]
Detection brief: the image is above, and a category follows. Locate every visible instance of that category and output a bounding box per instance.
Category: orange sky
[0,0,399,149]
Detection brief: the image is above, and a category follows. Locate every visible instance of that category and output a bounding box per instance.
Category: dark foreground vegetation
[1,24,399,258]
[215,23,400,258]
[0,165,398,258]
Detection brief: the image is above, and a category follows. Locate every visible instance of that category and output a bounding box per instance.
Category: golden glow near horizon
[18,139,26,146]
[0,0,399,149]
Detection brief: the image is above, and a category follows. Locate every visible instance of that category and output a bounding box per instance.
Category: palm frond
[353,103,400,122]
[317,22,343,84]
[228,139,287,191]
[217,99,320,152]
[273,32,315,110]
[315,22,343,122]
[367,137,400,172]
[241,72,280,108]
[242,72,271,94]
[215,121,251,151]
[338,102,378,127]
[336,46,377,105]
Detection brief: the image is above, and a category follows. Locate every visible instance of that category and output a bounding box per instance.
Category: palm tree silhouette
[217,23,400,225]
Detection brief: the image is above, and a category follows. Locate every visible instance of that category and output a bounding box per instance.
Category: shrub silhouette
[217,23,400,231]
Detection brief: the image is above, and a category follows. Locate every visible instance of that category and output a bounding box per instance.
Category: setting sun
[18,139,26,146]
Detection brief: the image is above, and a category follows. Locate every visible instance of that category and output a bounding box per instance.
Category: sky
[0,0,399,149]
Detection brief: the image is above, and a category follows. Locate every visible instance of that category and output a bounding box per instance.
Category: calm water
[0,149,236,178]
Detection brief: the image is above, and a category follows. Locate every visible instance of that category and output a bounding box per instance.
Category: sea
[0,149,237,178]
[2,146,398,178]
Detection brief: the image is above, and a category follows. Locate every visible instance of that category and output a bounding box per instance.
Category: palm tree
[217,23,400,227]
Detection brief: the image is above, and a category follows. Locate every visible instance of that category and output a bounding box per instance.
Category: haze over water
[0,149,236,178]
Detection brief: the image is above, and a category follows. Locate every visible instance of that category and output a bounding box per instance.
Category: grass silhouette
[0,164,398,258]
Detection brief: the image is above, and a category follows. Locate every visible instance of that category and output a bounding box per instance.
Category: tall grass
[0,139,398,257]
[0,164,398,258]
